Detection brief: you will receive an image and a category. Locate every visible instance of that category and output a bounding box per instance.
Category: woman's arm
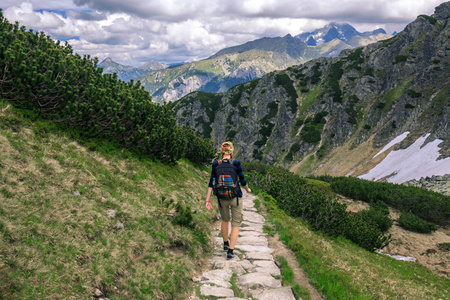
[205,187,213,210]
[234,160,251,193]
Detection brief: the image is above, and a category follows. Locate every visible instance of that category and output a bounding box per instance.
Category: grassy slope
[0,102,215,299]
[1,100,449,299]
[260,193,450,299]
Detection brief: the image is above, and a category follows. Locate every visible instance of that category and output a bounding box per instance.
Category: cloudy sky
[1,0,447,66]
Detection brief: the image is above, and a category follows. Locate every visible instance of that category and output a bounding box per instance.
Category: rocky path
[191,193,298,299]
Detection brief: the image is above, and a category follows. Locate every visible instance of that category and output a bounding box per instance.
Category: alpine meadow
[1,2,450,300]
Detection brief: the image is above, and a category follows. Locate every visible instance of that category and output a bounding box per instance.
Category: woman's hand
[245,186,252,193]
[206,200,213,210]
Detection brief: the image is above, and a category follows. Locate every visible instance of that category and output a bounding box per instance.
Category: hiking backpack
[213,160,240,205]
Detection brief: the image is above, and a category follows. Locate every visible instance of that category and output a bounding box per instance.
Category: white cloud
[1,0,447,66]
[4,2,64,29]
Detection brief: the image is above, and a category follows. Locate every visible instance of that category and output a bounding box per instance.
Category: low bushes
[0,13,215,165]
[397,212,438,233]
[245,163,390,251]
[358,201,393,232]
[325,176,449,225]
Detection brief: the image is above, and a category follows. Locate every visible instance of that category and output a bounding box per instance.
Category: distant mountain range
[140,23,391,103]
[97,23,391,103]
[98,58,168,81]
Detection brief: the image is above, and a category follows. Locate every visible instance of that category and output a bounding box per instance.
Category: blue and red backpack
[213,160,241,206]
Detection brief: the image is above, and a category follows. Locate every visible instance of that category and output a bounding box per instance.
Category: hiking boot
[227,249,234,260]
[223,241,229,251]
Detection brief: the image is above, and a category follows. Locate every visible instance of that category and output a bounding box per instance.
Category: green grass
[276,255,311,300]
[0,105,215,299]
[380,78,412,112]
[300,86,320,116]
[230,273,247,298]
[260,193,450,299]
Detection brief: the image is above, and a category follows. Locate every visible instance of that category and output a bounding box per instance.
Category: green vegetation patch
[379,78,412,112]
[276,255,311,300]
[345,47,364,70]
[393,54,408,64]
[274,73,298,113]
[322,176,449,225]
[245,164,390,251]
[300,111,328,145]
[328,60,344,103]
[419,84,449,120]
[229,84,245,106]
[397,212,438,233]
[0,13,214,165]
[299,86,321,116]
[309,63,322,85]
[419,14,437,25]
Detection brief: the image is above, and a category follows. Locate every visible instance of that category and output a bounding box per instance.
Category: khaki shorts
[218,197,243,227]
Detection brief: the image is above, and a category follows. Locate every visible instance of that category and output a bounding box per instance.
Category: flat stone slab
[258,287,296,300]
[238,236,268,247]
[253,260,281,276]
[236,245,274,253]
[238,259,255,271]
[239,231,267,237]
[200,285,234,298]
[243,211,265,224]
[238,273,282,288]
[244,207,258,212]
[201,269,233,288]
[245,252,274,260]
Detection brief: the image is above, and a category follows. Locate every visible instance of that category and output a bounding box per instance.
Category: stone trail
[192,193,296,299]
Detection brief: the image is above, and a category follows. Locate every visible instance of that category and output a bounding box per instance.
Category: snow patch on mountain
[373,131,410,158]
[359,133,450,184]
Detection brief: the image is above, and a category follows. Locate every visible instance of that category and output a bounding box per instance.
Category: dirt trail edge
[190,192,323,300]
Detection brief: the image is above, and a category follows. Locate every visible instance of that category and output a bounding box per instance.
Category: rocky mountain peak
[434,1,450,18]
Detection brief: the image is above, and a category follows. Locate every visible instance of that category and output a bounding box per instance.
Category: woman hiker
[206,141,252,260]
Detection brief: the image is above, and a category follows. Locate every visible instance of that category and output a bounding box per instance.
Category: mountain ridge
[141,26,390,103]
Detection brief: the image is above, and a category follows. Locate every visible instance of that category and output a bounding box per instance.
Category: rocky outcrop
[404,175,450,196]
[173,2,450,176]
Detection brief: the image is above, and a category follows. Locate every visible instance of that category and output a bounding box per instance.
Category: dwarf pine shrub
[245,163,390,251]
[0,12,215,165]
[397,212,438,233]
